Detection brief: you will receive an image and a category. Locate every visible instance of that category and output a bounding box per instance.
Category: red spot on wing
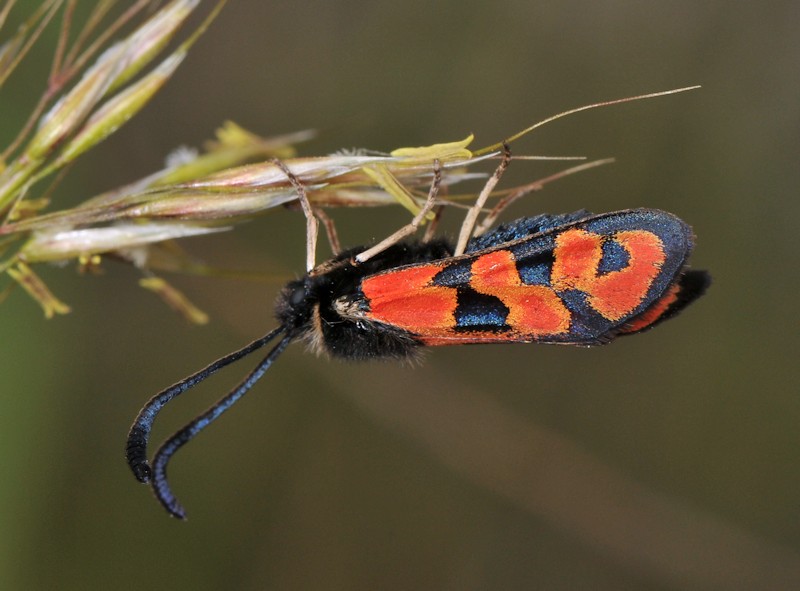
[470,250,570,336]
[549,229,602,285]
[360,265,456,333]
[551,228,666,321]
[589,231,666,319]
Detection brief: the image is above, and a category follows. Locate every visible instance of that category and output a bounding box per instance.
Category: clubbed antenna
[148,331,294,519]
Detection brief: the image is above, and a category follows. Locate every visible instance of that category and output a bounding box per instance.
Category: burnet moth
[127,114,709,521]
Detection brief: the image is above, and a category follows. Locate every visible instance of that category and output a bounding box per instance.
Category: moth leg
[355,160,442,264]
[314,208,342,256]
[422,204,444,243]
[453,142,512,256]
[272,158,318,273]
[473,183,537,238]
[474,158,615,237]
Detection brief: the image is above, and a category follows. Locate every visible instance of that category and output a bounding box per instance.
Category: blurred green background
[2,1,799,590]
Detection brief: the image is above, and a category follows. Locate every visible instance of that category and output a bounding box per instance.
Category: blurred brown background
[1,1,799,590]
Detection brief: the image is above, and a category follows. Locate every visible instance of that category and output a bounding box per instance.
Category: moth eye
[289,284,307,308]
